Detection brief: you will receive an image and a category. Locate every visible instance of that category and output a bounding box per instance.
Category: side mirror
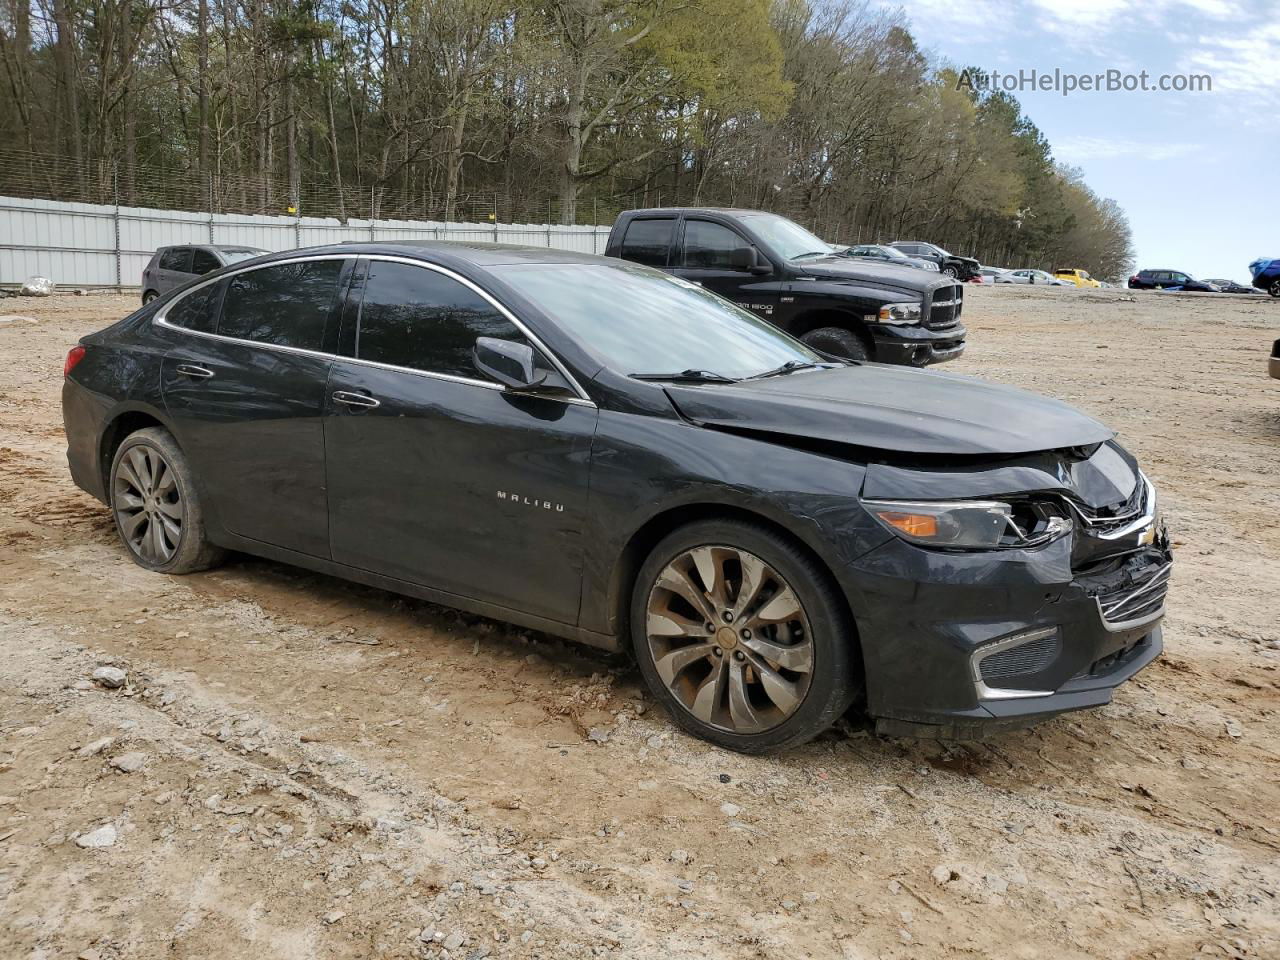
[473,337,547,391]
[730,246,771,275]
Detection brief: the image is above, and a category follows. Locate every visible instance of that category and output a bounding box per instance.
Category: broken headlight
[864,498,1073,550]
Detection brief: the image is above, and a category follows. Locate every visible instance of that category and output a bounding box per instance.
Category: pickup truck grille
[926,284,964,329]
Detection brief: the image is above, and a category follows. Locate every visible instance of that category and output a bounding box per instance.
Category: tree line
[0,0,1135,278]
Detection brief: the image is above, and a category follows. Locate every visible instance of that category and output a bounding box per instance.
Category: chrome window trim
[153,252,596,408]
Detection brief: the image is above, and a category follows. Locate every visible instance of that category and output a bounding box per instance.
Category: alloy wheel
[645,545,815,734]
[1270,279,1280,298]
[113,443,184,564]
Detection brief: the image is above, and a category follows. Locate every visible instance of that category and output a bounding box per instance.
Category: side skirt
[211,531,621,654]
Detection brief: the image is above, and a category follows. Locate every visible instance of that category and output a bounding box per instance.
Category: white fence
[0,195,613,289]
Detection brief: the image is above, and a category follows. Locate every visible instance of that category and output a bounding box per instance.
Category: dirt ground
[1,285,1279,960]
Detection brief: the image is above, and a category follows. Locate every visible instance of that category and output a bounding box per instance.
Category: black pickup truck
[604,208,966,365]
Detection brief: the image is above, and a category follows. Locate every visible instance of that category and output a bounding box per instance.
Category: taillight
[64,345,86,377]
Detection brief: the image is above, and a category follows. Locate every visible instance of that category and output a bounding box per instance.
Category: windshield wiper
[790,251,832,261]
[745,360,829,379]
[630,369,739,384]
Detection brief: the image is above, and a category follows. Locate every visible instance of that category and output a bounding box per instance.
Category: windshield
[493,262,825,380]
[735,213,832,261]
[876,245,911,260]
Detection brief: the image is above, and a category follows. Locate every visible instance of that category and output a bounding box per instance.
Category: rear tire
[142,290,158,305]
[1269,279,1280,298]
[109,427,226,574]
[630,519,859,753]
[800,326,870,362]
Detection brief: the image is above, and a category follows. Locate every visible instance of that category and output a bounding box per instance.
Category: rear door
[323,257,597,624]
[674,218,778,320]
[159,256,350,558]
[616,216,676,269]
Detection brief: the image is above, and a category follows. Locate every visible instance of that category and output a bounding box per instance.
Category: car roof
[620,207,778,218]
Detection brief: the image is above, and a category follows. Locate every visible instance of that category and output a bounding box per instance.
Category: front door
[323,258,597,625]
[673,218,779,322]
[160,256,350,558]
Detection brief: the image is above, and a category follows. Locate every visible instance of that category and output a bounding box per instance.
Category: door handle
[332,390,380,409]
[175,364,214,379]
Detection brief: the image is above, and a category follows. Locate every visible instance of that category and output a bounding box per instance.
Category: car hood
[794,257,947,293]
[664,365,1114,456]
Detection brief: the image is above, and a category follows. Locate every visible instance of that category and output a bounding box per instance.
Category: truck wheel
[801,327,870,362]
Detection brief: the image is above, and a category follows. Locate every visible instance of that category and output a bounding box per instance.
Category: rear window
[619,219,675,267]
[219,259,345,351]
[159,247,192,272]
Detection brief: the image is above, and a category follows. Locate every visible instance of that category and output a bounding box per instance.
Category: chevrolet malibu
[62,244,1171,752]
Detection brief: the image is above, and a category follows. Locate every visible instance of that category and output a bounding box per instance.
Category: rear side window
[355,260,527,379]
[165,282,221,333]
[682,220,748,270]
[219,259,344,351]
[191,249,221,275]
[159,247,192,272]
[620,218,675,267]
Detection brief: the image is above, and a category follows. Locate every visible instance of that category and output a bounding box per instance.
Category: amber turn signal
[879,512,939,538]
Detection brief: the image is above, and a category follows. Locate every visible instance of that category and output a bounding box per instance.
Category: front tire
[631,519,859,753]
[109,427,226,574]
[1269,279,1280,298]
[800,326,870,362]
[942,266,959,278]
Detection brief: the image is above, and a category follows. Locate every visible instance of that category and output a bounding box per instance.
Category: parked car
[1127,269,1219,293]
[62,243,1170,750]
[1053,268,1101,288]
[1248,257,1280,298]
[1203,279,1255,294]
[978,267,1010,284]
[142,244,268,303]
[606,209,964,366]
[836,243,940,272]
[1000,269,1073,286]
[887,241,981,280]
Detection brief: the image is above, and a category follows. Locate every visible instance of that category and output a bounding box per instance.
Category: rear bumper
[838,532,1171,740]
[869,323,966,366]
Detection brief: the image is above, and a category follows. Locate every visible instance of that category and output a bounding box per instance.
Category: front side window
[493,262,823,380]
[191,249,221,275]
[682,220,749,270]
[219,259,345,351]
[356,260,526,379]
[620,218,675,267]
[165,282,221,333]
[159,247,192,272]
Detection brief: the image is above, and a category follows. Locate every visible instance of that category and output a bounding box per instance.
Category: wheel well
[99,411,165,489]
[609,502,862,663]
[788,309,874,355]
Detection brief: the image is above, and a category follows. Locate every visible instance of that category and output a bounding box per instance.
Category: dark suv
[1127,269,1219,292]
[605,209,965,366]
[888,242,981,281]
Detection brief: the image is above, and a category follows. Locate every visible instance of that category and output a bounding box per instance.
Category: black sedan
[1203,278,1255,294]
[62,243,1170,751]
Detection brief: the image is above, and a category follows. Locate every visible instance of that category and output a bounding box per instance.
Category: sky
[885,0,1280,282]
